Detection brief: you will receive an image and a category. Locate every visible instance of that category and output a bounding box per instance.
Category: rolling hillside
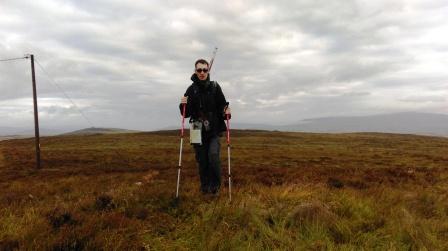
[281,112,448,136]
[62,127,140,136]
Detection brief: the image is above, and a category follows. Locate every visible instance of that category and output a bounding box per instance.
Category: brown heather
[0,130,447,250]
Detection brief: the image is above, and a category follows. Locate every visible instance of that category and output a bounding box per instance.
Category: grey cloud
[1,0,447,129]
[40,105,78,116]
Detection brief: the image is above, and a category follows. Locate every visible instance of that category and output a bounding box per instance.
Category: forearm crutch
[225,104,232,201]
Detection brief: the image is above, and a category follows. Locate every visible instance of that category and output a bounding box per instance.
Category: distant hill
[0,127,68,137]
[159,123,277,131]
[231,123,281,131]
[63,127,140,136]
[160,112,448,136]
[4,112,447,137]
[0,127,23,136]
[0,135,31,141]
[280,112,448,136]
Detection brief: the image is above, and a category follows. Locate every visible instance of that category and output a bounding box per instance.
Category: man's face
[195,63,209,81]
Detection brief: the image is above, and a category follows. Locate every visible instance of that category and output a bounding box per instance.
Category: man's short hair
[195,59,209,68]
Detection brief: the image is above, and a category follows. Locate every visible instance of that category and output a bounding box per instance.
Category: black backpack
[189,81,221,131]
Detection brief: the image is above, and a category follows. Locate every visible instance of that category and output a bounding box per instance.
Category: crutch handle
[226,114,231,145]
[224,102,230,144]
[181,103,186,137]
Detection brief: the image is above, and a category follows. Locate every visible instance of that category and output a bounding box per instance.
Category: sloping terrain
[0,130,447,250]
[62,127,140,136]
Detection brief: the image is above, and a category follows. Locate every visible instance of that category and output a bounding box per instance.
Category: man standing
[179,59,231,195]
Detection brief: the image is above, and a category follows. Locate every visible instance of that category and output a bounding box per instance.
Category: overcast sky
[1,0,447,131]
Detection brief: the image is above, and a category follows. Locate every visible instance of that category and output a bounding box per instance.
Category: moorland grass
[0,130,447,250]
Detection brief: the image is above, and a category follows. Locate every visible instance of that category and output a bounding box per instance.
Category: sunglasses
[196,68,209,73]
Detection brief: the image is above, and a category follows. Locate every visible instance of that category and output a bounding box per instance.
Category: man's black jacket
[179,74,230,138]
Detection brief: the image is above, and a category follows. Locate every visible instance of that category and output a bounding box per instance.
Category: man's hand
[181,96,188,104]
[224,107,231,116]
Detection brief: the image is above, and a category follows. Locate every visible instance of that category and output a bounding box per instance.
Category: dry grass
[0,130,448,250]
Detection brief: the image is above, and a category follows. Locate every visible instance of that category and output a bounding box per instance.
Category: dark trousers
[193,135,221,193]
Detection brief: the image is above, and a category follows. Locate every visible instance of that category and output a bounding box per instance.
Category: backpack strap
[210,81,218,95]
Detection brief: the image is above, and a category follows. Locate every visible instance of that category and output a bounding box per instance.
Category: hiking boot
[210,187,219,196]
[200,186,210,195]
